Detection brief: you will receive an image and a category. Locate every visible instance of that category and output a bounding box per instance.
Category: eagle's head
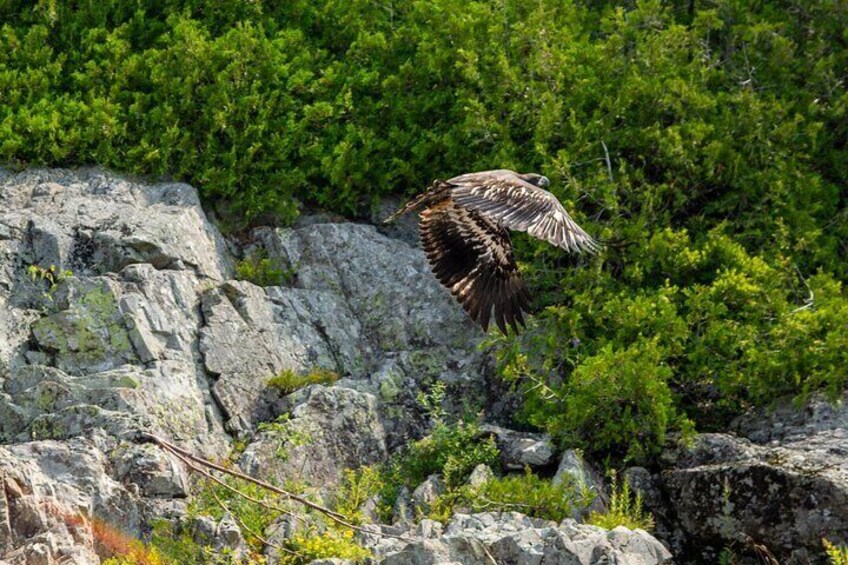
[518,172,550,188]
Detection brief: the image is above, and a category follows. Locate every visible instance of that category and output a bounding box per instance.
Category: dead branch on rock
[135,431,414,543]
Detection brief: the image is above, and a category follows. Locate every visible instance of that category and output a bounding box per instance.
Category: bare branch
[790,265,814,314]
[209,487,299,557]
[601,140,614,183]
[136,432,415,542]
[139,432,349,521]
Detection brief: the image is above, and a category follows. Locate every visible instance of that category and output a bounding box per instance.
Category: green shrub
[188,475,287,553]
[336,431,588,526]
[332,466,386,524]
[430,467,595,523]
[558,342,677,462]
[2,1,844,235]
[142,469,365,564]
[496,226,848,461]
[281,530,371,565]
[235,251,290,287]
[329,379,500,524]
[256,413,314,462]
[586,472,654,531]
[390,420,500,490]
[267,368,339,396]
[824,539,848,565]
[104,445,365,565]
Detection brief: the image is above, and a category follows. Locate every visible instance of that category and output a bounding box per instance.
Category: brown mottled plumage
[384,169,599,334]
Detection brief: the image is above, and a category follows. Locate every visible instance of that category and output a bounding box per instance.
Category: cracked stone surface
[0,168,501,563]
[629,393,848,564]
[362,511,673,564]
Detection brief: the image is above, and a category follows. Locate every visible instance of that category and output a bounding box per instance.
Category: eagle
[383,169,599,334]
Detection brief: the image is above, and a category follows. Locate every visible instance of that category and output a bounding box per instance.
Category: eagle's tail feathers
[382,180,446,224]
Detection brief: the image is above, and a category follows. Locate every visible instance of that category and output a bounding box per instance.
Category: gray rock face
[1,269,227,454]
[658,431,848,564]
[258,222,475,350]
[411,474,446,518]
[481,424,555,470]
[365,511,672,565]
[199,281,363,433]
[0,169,676,565]
[240,222,498,448]
[239,385,388,488]
[196,220,497,439]
[0,169,237,563]
[0,169,231,457]
[0,167,232,283]
[0,435,142,564]
[0,168,495,563]
[626,393,848,563]
[554,449,607,517]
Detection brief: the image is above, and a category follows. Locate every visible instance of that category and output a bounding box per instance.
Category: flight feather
[384,169,598,333]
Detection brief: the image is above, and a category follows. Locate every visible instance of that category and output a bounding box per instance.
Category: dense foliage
[2,0,847,460]
[332,422,595,524]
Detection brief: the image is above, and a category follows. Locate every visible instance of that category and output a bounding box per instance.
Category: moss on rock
[31,281,138,374]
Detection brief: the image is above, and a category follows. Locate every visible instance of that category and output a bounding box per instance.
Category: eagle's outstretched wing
[447,170,599,254]
[419,199,530,334]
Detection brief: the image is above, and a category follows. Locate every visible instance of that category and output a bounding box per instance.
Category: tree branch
[135,432,414,542]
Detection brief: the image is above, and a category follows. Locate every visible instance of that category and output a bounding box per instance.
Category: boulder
[0,435,141,564]
[629,393,848,563]
[364,511,672,564]
[659,431,848,564]
[480,424,555,470]
[188,513,249,561]
[392,486,414,526]
[112,443,189,499]
[411,474,446,518]
[553,448,607,516]
[239,385,388,488]
[467,464,494,488]
[198,221,500,438]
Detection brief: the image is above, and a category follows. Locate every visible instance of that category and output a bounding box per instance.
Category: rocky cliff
[0,169,844,564]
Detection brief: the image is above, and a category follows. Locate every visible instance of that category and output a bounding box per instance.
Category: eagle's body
[384,169,598,334]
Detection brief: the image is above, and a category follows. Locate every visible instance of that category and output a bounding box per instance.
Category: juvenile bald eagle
[383,169,599,334]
